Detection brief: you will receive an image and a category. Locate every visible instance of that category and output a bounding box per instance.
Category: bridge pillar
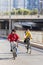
[9,20,15,34]
[9,19,12,34]
[12,20,15,29]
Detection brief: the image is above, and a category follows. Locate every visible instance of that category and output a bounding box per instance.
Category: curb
[18,40,43,50]
[0,37,43,50]
[31,42,43,50]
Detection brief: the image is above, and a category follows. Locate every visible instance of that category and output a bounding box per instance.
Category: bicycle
[11,42,17,60]
[25,38,31,54]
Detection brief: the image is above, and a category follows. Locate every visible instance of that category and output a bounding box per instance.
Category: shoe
[10,49,12,52]
[28,49,31,54]
[26,51,28,53]
[15,54,17,57]
[28,51,31,54]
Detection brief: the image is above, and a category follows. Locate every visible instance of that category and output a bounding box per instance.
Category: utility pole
[40,0,43,14]
[9,0,12,34]
[39,0,43,43]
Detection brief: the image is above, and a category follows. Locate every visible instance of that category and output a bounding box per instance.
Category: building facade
[13,0,27,9]
[0,0,13,12]
[0,0,42,12]
[13,0,40,10]
[27,0,40,10]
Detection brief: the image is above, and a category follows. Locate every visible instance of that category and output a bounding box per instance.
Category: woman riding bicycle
[24,29,32,54]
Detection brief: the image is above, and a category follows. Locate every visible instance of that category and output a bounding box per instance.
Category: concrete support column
[9,19,12,34]
[12,20,15,29]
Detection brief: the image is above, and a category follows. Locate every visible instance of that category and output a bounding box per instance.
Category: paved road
[0,39,43,65]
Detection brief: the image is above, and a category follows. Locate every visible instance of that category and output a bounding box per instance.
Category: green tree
[11,8,16,15]
[4,11,9,15]
[30,9,38,15]
[23,9,30,15]
[17,8,23,15]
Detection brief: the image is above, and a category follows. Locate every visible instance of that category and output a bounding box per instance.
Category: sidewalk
[0,39,43,65]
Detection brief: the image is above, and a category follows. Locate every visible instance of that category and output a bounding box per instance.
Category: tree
[17,8,23,15]
[17,8,31,15]
[23,9,30,15]
[4,11,9,15]
[30,9,38,15]
[11,8,16,15]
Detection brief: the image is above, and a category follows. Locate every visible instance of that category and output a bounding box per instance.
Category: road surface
[0,39,43,65]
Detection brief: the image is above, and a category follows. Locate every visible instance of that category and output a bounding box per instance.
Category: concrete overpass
[0,15,43,36]
[0,15,43,20]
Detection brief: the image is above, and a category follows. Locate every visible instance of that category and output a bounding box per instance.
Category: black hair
[25,28,28,30]
[11,29,16,33]
[12,29,14,32]
[14,29,16,32]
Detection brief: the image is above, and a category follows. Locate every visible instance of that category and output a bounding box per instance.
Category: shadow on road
[17,52,43,56]
[0,53,12,54]
[0,53,13,60]
[0,57,13,60]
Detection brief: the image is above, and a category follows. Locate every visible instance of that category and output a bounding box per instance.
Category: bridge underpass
[0,19,43,31]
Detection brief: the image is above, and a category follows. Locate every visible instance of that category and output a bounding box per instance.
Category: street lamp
[9,0,12,33]
[38,0,43,17]
[39,0,43,43]
[39,0,43,14]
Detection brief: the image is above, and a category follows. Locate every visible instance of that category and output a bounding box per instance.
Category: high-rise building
[13,0,40,10]
[13,0,27,9]
[0,0,13,12]
[27,0,40,10]
[0,0,41,12]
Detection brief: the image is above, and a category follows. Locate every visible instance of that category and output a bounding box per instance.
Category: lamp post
[5,0,9,35]
[38,0,43,17]
[9,0,12,33]
[39,0,43,14]
[39,0,43,43]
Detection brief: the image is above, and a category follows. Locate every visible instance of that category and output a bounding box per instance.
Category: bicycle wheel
[12,48,17,59]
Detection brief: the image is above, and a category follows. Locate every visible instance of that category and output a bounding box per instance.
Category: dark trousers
[26,38,30,51]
